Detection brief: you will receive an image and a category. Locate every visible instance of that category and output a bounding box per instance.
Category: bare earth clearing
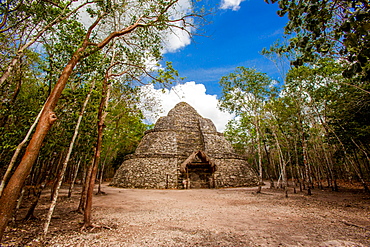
[2,183,370,246]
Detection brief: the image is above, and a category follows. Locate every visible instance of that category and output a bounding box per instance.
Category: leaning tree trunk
[97,161,106,195]
[0,36,84,241]
[43,81,95,237]
[0,106,58,241]
[97,145,112,195]
[78,158,94,213]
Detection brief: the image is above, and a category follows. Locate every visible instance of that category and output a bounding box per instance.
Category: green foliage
[0,0,201,180]
[219,66,277,116]
[100,85,148,177]
[221,58,370,186]
[266,0,370,82]
[284,58,370,152]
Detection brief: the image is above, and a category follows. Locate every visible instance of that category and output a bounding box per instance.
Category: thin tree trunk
[68,158,82,198]
[51,152,65,201]
[13,187,25,223]
[23,157,51,221]
[255,116,263,193]
[271,121,287,190]
[43,81,95,237]
[97,162,106,195]
[263,141,275,188]
[23,183,47,221]
[302,137,312,195]
[78,159,94,213]
[83,123,104,227]
[0,104,45,197]
[97,145,112,195]
[83,71,112,228]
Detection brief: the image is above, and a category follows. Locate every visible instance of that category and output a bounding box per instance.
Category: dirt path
[3,183,370,246]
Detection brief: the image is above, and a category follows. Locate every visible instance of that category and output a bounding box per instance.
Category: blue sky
[163,0,288,95]
[76,0,289,130]
[142,0,289,131]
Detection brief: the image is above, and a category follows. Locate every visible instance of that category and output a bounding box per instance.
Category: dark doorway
[180,150,217,189]
[186,162,214,189]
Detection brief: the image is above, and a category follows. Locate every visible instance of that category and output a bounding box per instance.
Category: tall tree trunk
[302,136,312,195]
[50,152,66,201]
[0,10,150,241]
[263,141,274,188]
[0,110,58,240]
[255,116,263,193]
[97,162,105,195]
[83,71,112,228]
[23,159,51,221]
[23,182,47,221]
[273,131,287,189]
[43,81,95,237]
[97,145,112,195]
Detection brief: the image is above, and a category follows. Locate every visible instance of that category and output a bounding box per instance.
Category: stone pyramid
[111,102,258,189]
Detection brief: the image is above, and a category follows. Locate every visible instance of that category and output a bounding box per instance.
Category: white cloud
[74,0,193,54]
[220,0,245,11]
[139,82,234,132]
[162,26,192,53]
[162,0,193,53]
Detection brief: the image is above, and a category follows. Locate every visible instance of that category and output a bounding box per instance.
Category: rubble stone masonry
[111,102,258,189]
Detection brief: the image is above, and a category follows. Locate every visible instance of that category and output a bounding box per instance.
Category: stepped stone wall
[111,102,258,189]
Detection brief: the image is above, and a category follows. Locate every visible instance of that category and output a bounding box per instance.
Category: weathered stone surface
[111,102,258,189]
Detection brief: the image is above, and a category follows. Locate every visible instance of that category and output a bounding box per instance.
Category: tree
[0,0,199,241]
[265,0,370,82]
[219,67,277,192]
[0,0,93,86]
[284,58,370,192]
[43,80,96,237]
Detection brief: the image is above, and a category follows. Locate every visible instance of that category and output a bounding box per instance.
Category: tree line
[220,0,369,194]
[0,0,369,244]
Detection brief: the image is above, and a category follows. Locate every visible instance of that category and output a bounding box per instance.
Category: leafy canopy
[265,0,370,82]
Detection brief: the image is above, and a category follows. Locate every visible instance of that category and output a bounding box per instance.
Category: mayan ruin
[111,102,258,189]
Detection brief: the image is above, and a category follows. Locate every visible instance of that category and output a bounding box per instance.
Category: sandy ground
[2,183,370,246]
